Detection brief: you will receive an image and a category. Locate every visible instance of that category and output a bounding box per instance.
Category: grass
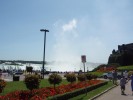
[1,79,69,95]
[117,65,133,71]
[68,81,114,100]
[1,79,114,100]
[89,71,104,77]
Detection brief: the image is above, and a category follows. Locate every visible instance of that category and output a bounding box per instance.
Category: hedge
[48,81,108,100]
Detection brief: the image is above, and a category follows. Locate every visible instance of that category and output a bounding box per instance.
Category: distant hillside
[108,43,133,66]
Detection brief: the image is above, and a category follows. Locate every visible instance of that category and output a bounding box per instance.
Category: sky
[0,0,133,64]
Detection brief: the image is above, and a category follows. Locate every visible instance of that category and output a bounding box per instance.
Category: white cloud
[51,18,108,64]
[62,19,77,32]
[51,19,79,63]
[50,1,133,64]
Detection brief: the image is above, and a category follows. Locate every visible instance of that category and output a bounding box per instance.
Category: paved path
[95,80,133,100]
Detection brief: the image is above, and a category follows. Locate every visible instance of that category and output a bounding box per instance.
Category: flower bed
[0,80,105,100]
[49,81,107,100]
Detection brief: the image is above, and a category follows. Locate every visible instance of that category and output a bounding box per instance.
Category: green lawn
[117,65,133,71]
[68,81,114,100]
[89,71,104,77]
[1,79,69,95]
[1,80,114,100]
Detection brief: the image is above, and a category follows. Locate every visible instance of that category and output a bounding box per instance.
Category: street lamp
[40,29,49,78]
[81,55,87,95]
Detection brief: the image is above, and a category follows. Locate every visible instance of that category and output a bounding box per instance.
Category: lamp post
[81,55,87,95]
[40,29,49,79]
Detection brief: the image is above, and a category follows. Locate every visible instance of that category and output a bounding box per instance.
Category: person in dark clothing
[120,76,127,95]
[112,70,118,85]
[130,73,133,95]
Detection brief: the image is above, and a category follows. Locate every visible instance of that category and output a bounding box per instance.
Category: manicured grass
[117,65,133,71]
[68,81,114,100]
[1,81,27,95]
[1,79,69,95]
[1,79,112,100]
[89,71,104,77]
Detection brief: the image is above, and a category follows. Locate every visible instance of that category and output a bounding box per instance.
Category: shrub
[24,74,40,90]
[66,73,76,83]
[92,64,106,71]
[48,73,62,89]
[107,63,120,68]
[128,71,133,77]
[0,79,6,93]
[92,74,98,79]
[64,73,69,77]
[77,74,86,81]
[86,73,92,80]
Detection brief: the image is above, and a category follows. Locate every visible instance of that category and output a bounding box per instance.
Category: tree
[24,74,40,91]
[0,79,6,93]
[66,73,76,83]
[48,73,62,89]
[77,74,86,82]
[85,73,92,80]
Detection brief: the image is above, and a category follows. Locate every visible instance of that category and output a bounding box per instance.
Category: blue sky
[0,0,133,63]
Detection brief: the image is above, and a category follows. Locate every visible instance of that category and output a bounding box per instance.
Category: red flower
[0,80,103,99]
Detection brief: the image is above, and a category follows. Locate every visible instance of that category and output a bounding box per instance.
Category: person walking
[112,70,118,85]
[120,76,127,95]
[124,71,128,80]
[131,73,133,95]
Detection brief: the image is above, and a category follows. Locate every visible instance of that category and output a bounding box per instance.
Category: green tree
[0,79,6,93]
[85,73,92,80]
[48,73,62,89]
[24,74,40,91]
[77,74,86,82]
[66,73,76,83]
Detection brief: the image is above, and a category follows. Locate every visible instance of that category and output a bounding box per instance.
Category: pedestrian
[120,76,127,95]
[131,73,133,95]
[121,71,123,77]
[124,70,128,80]
[112,69,118,85]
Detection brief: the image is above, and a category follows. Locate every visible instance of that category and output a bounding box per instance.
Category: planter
[13,75,20,81]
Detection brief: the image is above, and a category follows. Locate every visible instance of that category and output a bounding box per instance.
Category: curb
[89,84,118,100]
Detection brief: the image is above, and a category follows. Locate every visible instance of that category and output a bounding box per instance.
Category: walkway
[95,80,133,100]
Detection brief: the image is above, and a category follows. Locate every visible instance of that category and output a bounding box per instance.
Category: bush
[77,74,86,81]
[128,71,133,77]
[86,73,92,80]
[24,74,40,90]
[66,73,76,83]
[92,74,98,79]
[92,64,106,72]
[48,73,62,89]
[107,63,120,68]
[0,79,6,93]
[64,73,69,77]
